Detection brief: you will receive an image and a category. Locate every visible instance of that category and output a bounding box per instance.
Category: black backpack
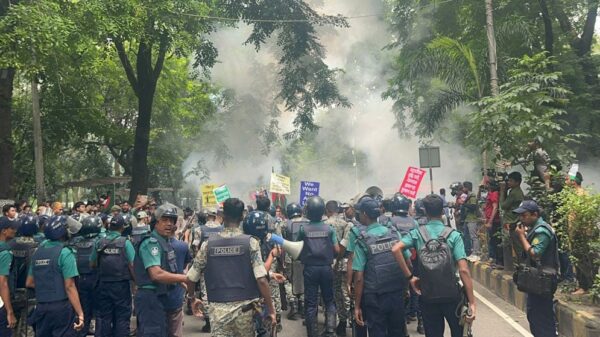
[417,225,461,303]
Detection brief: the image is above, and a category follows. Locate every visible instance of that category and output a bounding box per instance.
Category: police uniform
[298,221,337,337]
[92,230,135,337]
[29,240,80,336]
[353,222,411,337]
[0,237,15,337]
[325,213,352,328]
[191,221,223,322]
[524,218,558,336]
[282,217,307,320]
[401,219,467,337]
[343,221,369,337]
[68,234,98,337]
[133,230,178,337]
[7,236,37,337]
[186,227,267,337]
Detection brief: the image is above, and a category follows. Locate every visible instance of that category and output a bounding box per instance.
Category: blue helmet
[305,196,325,222]
[44,215,68,241]
[18,215,39,236]
[243,211,269,240]
[109,215,126,228]
[80,215,103,237]
[286,203,302,219]
[38,214,49,228]
[414,199,426,217]
[392,194,411,215]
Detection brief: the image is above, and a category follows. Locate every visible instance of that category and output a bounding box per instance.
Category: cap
[340,203,352,209]
[136,211,148,219]
[110,205,122,212]
[357,197,381,219]
[513,200,540,214]
[0,217,18,230]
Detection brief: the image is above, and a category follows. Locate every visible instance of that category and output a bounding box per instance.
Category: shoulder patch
[150,246,160,256]
[532,237,540,245]
[148,237,158,243]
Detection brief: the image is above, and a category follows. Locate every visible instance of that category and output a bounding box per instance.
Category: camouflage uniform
[11,236,36,337]
[187,227,267,337]
[326,214,352,324]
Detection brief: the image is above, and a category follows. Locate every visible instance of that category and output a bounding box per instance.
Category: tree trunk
[31,78,46,201]
[538,0,554,55]
[483,0,500,173]
[0,68,15,199]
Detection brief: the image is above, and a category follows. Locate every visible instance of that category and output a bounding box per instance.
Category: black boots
[287,302,301,320]
[417,316,424,335]
[323,310,337,337]
[202,317,211,333]
[276,314,283,333]
[336,320,347,336]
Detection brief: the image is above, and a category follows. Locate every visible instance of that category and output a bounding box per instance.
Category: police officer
[324,200,351,336]
[92,215,135,337]
[26,215,85,336]
[0,217,18,336]
[392,195,476,337]
[68,215,103,337]
[8,216,39,337]
[186,197,276,337]
[133,204,189,337]
[297,196,339,337]
[282,202,307,321]
[513,200,558,336]
[352,197,411,337]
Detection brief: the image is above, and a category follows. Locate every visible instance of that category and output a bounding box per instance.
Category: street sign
[299,181,320,206]
[419,146,441,168]
[398,167,426,199]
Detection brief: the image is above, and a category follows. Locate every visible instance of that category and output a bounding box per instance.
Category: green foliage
[469,52,578,164]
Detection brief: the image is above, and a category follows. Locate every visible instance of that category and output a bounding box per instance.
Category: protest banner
[201,184,218,207]
[213,185,231,203]
[270,173,291,195]
[299,181,320,206]
[398,166,426,199]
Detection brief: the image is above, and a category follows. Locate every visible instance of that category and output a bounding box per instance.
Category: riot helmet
[392,194,411,215]
[79,215,103,236]
[44,215,69,241]
[18,215,39,236]
[286,203,302,219]
[243,211,269,240]
[305,196,325,222]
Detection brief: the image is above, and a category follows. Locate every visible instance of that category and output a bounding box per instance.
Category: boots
[336,320,347,336]
[306,319,319,337]
[298,300,305,319]
[287,302,300,320]
[184,298,193,316]
[202,317,211,333]
[276,314,283,333]
[323,310,337,337]
[417,315,424,335]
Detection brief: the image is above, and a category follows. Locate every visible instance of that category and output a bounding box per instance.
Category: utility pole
[32,78,46,201]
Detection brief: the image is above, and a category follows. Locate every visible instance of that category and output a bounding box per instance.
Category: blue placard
[300,181,320,206]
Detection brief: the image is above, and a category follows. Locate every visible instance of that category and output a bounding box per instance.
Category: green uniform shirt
[137,230,168,289]
[530,218,553,256]
[297,221,338,244]
[464,193,479,222]
[345,223,362,253]
[401,220,467,261]
[90,231,135,264]
[0,241,13,276]
[500,186,524,224]
[28,240,79,279]
[33,232,45,242]
[352,223,411,272]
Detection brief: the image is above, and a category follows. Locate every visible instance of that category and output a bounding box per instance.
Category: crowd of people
[0,166,581,337]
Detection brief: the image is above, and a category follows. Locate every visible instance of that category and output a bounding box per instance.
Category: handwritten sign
[299,181,320,206]
[398,167,426,199]
[213,185,231,203]
[270,173,291,195]
[201,184,218,207]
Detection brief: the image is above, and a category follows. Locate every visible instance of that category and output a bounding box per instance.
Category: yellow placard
[269,173,291,195]
[201,184,218,207]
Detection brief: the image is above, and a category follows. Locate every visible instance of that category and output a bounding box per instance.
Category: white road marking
[474,290,533,337]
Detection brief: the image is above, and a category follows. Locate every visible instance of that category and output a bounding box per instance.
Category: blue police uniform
[29,240,80,337]
[298,222,337,337]
[93,231,135,337]
[69,235,98,337]
[133,230,178,337]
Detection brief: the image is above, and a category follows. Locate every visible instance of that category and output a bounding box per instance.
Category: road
[181,280,534,336]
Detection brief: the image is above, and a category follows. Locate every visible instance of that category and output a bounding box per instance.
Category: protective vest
[390,216,416,235]
[357,228,405,294]
[8,238,38,289]
[285,219,308,242]
[97,236,131,282]
[204,234,259,302]
[130,225,150,246]
[200,224,224,243]
[0,246,16,296]
[300,223,334,266]
[526,221,559,271]
[133,233,177,294]
[69,236,96,275]
[31,244,68,303]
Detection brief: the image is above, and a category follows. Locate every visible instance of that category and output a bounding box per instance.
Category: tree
[78,0,349,202]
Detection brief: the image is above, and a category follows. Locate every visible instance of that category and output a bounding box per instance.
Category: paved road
[181,280,533,336]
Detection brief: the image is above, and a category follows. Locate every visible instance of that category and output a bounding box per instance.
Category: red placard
[398,166,426,199]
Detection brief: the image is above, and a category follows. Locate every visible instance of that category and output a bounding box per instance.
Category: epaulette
[148,237,158,243]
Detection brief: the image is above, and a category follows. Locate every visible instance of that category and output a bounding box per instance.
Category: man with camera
[512,200,558,337]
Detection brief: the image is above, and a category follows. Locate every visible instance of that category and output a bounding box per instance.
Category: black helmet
[286,203,302,219]
[243,211,268,240]
[381,198,394,213]
[44,215,68,241]
[269,205,277,217]
[18,215,39,236]
[392,194,411,214]
[414,199,426,217]
[109,215,126,228]
[305,196,325,222]
[80,215,103,236]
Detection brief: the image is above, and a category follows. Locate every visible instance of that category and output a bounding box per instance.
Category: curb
[469,261,600,337]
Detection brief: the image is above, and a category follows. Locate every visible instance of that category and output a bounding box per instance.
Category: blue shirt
[163,238,192,311]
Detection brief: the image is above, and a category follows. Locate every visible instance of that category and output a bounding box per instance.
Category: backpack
[416,226,461,303]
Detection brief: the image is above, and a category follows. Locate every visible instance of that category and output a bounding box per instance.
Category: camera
[482,169,508,190]
[449,182,463,197]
